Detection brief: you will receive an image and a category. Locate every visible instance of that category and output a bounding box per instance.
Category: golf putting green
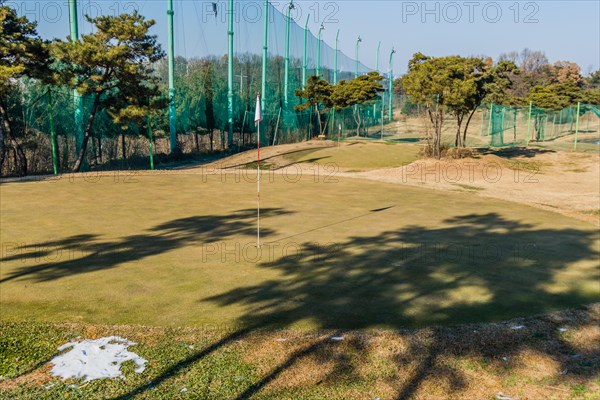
[1,173,597,329]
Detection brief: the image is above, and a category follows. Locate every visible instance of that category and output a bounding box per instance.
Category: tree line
[2,3,599,174]
[396,50,600,158]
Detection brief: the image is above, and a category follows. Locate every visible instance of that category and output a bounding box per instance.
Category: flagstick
[255,93,262,248]
[257,119,261,248]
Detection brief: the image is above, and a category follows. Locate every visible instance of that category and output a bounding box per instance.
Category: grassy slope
[282,141,421,170]
[1,173,597,330]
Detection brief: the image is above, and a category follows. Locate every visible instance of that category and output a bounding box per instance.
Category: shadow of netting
[0,208,291,283]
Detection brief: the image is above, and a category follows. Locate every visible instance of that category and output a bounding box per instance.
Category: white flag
[254,94,263,126]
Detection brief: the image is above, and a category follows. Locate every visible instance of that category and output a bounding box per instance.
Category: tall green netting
[481,103,599,150]
[383,95,599,152]
[169,1,376,150]
[4,1,381,175]
[20,85,156,170]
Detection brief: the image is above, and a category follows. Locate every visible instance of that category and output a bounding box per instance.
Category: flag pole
[257,118,261,248]
[255,93,263,247]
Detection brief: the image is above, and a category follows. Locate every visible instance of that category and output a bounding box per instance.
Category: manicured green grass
[1,172,598,331]
[283,141,421,170]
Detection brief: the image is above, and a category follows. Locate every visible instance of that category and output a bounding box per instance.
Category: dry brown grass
[230,304,600,399]
[355,148,600,225]
[1,306,598,398]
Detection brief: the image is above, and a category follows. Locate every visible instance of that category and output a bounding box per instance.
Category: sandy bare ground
[348,149,600,225]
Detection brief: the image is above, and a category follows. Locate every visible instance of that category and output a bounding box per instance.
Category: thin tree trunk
[97,136,102,163]
[0,115,5,175]
[462,107,478,148]
[434,110,443,159]
[354,107,362,137]
[0,98,27,176]
[316,105,322,137]
[455,116,462,147]
[121,132,126,160]
[72,94,100,172]
[11,147,17,172]
[456,114,466,147]
[62,134,69,170]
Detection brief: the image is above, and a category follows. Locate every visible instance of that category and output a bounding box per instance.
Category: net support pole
[261,0,268,123]
[333,30,339,84]
[354,36,362,131]
[487,102,494,137]
[167,0,178,153]
[573,101,581,151]
[47,90,58,175]
[283,1,292,122]
[526,101,532,145]
[331,29,339,135]
[513,107,517,142]
[374,41,380,120]
[227,0,234,149]
[558,108,563,135]
[317,24,323,77]
[479,107,485,136]
[68,0,85,168]
[355,36,361,78]
[389,48,395,122]
[146,115,155,170]
[302,14,309,88]
[381,91,385,140]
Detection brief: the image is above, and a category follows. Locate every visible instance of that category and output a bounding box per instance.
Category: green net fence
[386,96,600,153]
[3,1,388,175]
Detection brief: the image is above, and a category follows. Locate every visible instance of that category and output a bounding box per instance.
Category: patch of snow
[501,357,509,361]
[510,325,525,330]
[495,393,513,400]
[180,387,188,393]
[50,336,147,382]
[330,336,345,341]
[559,327,568,332]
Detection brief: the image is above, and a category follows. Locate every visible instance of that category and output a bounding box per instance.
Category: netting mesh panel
[387,97,599,152]
[4,1,382,174]
[168,1,378,149]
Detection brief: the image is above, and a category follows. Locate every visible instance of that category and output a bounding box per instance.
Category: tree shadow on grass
[208,212,598,329]
[480,147,556,158]
[108,211,599,399]
[200,212,599,398]
[4,209,598,398]
[0,208,290,284]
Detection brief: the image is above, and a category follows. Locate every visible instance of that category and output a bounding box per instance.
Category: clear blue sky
[12,0,600,75]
